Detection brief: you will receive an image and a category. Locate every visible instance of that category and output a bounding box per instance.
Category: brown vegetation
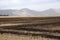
[0,16,60,40]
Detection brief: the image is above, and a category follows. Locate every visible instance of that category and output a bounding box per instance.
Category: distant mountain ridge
[0,8,60,16]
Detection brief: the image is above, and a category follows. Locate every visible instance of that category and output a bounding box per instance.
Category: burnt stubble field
[0,16,60,40]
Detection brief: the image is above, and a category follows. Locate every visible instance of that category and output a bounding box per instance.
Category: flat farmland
[0,16,60,40]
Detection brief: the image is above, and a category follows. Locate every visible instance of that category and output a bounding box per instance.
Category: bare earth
[0,34,58,40]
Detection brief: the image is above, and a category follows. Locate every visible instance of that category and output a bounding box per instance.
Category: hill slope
[0,8,60,16]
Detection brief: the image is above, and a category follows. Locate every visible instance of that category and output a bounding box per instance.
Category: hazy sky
[0,0,60,11]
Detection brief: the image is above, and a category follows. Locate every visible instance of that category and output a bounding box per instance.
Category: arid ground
[0,16,60,40]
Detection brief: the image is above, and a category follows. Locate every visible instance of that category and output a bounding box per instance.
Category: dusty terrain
[0,34,58,40]
[0,16,60,40]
